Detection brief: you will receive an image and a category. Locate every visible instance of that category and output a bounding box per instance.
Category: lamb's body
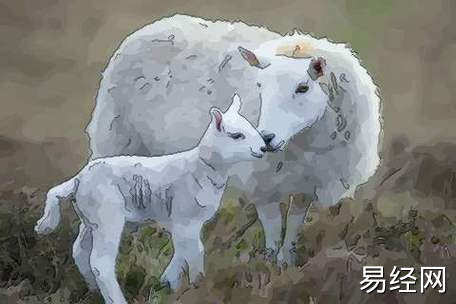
[87,14,382,265]
[77,152,224,227]
[36,150,227,303]
[36,95,267,303]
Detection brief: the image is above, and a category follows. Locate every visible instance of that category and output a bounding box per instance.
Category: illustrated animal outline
[86,14,382,265]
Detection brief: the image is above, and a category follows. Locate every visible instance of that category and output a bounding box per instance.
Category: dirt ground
[1,0,455,303]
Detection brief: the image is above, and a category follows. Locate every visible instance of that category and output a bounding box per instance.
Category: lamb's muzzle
[250,147,264,158]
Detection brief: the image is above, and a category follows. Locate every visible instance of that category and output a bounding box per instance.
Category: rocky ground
[0,139,455,304]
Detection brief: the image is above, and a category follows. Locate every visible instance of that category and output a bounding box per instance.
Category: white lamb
[35,94,267,304]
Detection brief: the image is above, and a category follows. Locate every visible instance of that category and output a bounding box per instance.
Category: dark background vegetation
[0,0,455,303]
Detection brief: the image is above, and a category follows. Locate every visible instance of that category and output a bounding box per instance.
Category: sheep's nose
[260,146,268,153]
[261,131,275,145]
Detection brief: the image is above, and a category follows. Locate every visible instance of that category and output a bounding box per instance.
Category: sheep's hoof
[258,248,277,264]
[277,245,297,268]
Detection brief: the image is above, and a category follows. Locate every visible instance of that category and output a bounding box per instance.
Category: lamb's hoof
[160,268,182,291]
[190,273,204,289]
[157,278,171,291]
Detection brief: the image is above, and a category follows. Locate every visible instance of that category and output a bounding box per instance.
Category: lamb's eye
[228,132,245,140]
[295,84,309,94]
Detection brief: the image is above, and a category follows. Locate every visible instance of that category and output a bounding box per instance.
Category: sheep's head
[238,46,328,151]
[200,94,267,164]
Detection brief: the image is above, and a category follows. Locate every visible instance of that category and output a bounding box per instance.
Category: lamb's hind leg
[73,222,97,290]
[90,212,126,304]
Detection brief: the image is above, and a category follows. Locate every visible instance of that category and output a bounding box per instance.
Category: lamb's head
[238,46,328,151]
[200,94,267,164]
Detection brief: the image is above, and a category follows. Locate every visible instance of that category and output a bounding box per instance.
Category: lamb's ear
[210,107,224,132]
[238,46,270,69]
[307,57,326,80]
[227,94,242,114]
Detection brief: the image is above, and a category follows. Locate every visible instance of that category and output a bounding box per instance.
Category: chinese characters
[360,266,446,294]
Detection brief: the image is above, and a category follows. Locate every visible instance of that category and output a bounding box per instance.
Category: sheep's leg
[277,214,301,266]
[90,213,126,304]
[278,196,312,266]
[73,222,97,291]
[256,202,282,262]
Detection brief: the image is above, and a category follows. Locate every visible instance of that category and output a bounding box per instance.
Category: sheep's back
[86,14,280,158]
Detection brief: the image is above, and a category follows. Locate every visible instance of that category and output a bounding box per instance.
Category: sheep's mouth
[264,140,285,152]
[250,148,264,158]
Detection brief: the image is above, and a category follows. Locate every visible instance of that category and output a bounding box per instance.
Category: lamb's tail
[35,177,80,235]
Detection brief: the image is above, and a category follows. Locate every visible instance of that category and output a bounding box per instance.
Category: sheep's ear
[307,57,326,80]
[227,94,242,114]
[238,46,270,69]
[210,107,223,132]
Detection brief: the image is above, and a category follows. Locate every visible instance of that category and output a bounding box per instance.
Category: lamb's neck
[195,148,229,190]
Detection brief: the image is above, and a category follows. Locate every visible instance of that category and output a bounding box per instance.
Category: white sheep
[35,94,267,304]
[86,14,382,265]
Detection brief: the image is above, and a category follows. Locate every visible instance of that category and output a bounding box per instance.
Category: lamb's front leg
[161,251,185,290]
[162,223,205,289]
[178,222,205,285]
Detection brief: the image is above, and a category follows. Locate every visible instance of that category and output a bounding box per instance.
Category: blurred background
[0,1,455,303]
[1,0,455,188]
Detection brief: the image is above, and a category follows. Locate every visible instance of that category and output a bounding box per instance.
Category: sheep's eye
[295,84,309,94]
[228,132,245,140]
